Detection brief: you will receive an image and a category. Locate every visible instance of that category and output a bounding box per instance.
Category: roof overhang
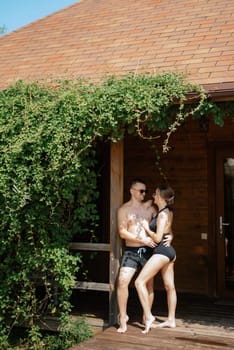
[203,82,234,102]
[183,82,234,104]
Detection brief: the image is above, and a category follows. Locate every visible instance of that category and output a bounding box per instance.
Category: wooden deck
[70,290,234,350]
[70,323,234,350]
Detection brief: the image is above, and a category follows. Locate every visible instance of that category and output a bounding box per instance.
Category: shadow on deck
[70,289,234,349]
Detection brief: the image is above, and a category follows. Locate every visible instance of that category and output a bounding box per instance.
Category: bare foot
[156,320,176,328]
[142,315,155,334]
[142,315,157,327]
[150,322,158,329]
[117,315,129,333]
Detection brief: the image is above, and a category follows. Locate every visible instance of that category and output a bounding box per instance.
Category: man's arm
[117,207,156,247]
[163,232,173,246]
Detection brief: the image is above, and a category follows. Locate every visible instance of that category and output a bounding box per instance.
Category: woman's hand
[140,218,149,231]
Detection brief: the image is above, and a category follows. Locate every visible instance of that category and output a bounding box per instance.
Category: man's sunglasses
[132,188,148,194]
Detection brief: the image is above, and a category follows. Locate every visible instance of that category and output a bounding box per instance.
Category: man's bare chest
[126,208,151,223]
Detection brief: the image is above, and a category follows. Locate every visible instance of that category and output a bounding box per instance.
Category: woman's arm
[141,212,168,243]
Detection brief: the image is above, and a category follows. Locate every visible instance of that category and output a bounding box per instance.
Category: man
[117,179,156,333]
[117,179,173,333]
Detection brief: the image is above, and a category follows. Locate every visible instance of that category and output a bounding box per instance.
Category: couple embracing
[117,179,177,334]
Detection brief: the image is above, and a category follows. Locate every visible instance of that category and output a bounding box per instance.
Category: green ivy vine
[0,72,233,348]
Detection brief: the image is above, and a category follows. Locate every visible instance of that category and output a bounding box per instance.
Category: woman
[135,185,177,334]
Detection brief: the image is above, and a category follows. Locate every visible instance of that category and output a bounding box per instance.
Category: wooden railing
[70,241,120,325]
[70,242,110,292]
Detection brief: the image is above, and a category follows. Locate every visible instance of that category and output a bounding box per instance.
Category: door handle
[219,216,230,238]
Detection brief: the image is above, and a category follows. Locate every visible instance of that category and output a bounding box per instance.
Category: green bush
[0,80,99,348]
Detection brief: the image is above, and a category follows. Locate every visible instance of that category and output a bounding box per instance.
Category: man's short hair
[130,178,146,188]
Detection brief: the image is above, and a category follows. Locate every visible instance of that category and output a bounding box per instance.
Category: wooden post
[109,140,123,325]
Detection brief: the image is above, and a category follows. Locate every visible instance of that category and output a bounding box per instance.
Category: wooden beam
[70,242,110,251]
[109,140,124,325]
[74,281,110,292]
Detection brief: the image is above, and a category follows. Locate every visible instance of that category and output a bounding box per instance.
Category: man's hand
[163,234,173,247]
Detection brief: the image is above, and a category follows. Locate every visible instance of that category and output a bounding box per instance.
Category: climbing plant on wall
[0,72,233,348]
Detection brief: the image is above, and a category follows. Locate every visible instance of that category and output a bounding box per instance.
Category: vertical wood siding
[124,116,233,295]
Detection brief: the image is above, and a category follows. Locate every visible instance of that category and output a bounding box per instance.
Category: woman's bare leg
[135,255,169,333]
[142,277,154,325]
[158,260,177,328]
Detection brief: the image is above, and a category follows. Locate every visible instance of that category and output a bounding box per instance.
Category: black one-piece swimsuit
[149,206,176,261]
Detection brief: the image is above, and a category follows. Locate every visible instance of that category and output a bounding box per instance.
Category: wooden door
[216,147,234,297]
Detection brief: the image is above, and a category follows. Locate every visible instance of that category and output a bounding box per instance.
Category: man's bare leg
[117,267,136,333]
[117,315,129,333]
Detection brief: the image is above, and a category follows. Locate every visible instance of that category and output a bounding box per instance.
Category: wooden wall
[73,116,233,298]
[124,116,233,295]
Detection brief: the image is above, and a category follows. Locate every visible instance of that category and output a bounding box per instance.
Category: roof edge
[202,82,234,101]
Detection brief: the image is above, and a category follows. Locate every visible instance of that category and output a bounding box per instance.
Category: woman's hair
[157,184,175,205]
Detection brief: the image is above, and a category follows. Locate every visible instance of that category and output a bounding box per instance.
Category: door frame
[208,141,234,298]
